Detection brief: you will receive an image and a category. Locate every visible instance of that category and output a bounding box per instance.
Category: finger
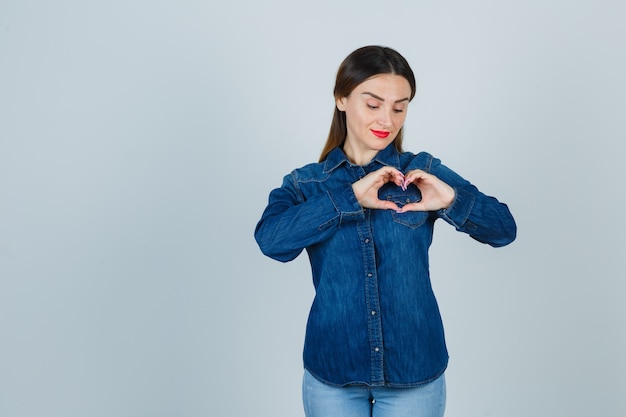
[377,168,404,187]
[395,202,428,213]
[392,171,406,187]
[402,170,416,189]
[404,169,429,184]
[378,169,404,188]
[377,200,402,211]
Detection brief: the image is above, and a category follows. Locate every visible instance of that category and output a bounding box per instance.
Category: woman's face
[337,73,412,164]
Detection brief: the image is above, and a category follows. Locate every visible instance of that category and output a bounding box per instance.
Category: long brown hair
[319,46,416,162]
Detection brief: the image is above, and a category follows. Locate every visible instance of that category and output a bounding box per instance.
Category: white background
[1,1,624,416]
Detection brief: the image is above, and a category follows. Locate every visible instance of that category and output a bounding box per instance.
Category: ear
[336,96,347,111]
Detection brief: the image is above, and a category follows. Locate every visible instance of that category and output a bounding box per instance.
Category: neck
[342,143,376,166]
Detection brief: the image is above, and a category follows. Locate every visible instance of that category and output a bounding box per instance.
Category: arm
[254,172,364,262]
[402,156,516,247]
[255,166,407,261]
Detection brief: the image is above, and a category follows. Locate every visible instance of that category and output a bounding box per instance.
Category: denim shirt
[254,144,516,388]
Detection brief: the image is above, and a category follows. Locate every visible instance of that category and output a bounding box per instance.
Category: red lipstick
[371,129,390,138]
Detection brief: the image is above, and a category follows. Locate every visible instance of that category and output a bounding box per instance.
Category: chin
[374,139,394,149]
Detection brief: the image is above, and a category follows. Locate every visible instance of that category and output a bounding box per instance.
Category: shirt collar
[323,143,401,173]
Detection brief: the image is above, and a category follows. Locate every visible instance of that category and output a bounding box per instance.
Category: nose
[378,108,392,128]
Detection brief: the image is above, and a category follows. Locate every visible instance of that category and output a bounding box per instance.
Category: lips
[371,129,390,139]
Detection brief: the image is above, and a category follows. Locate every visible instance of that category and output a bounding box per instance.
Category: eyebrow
[362,92,410,103]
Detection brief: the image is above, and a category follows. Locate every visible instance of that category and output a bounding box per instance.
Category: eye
[394,108,404,113]
[367,104,379,110]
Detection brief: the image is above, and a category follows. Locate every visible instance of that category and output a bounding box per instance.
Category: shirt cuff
[438,187,475,229]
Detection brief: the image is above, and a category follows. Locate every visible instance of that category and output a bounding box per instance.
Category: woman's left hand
[397,169,456,213]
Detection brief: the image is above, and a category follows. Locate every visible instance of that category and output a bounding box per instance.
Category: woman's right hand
[351,166,405,211]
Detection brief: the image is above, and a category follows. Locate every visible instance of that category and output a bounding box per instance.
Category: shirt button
[374,347,380,352]
[371,310,376,315]
[367,273,373,277]
[364,238,370,244]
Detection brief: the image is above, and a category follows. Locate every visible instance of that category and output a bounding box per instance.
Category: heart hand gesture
[396,169,455,213]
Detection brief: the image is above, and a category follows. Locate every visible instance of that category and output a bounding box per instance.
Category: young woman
[254,45,516,417]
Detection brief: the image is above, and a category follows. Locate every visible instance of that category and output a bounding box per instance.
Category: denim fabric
[255,144,516,387]
[302,369,446,417]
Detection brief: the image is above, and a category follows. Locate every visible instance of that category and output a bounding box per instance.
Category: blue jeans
[302,370,446,417]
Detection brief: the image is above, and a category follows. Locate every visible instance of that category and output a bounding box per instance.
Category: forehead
[353,74,412,99]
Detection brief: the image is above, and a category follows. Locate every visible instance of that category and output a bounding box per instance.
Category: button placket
[358,216,385,385]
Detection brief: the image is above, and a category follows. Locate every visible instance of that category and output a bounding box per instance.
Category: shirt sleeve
[254,171,364,262]
[428,156,517,247]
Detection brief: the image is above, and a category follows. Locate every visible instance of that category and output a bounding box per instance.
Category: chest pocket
[384,191,429,229]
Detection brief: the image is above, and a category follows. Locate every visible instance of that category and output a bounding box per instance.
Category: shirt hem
[303,361,448,388]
